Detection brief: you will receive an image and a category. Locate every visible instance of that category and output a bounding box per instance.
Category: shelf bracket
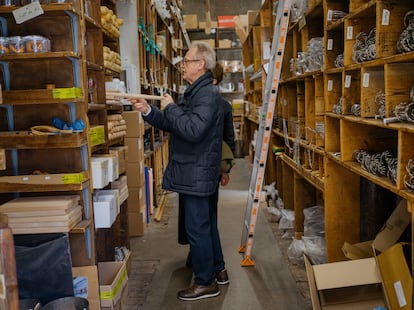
[65,11,79,55]
[0,61,10,90]
[68,57,81,87]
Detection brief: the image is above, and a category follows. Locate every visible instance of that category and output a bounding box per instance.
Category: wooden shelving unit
[243,0,413,277]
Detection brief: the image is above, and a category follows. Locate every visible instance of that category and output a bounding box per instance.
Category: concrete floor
[122,158,312,310]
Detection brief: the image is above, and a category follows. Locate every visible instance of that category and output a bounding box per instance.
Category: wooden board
[8,206,82,234]
[0,195,80,212]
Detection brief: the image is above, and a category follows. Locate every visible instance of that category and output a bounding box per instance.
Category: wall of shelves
[243,0,413,280]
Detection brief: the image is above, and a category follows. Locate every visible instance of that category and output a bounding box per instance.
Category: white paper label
[346,26,353,39]
[382,9,390,25]
[13,1,44,24]
[327,39,333,50]
[45,175,51,180]
[393,281,407,307]
[345,75,352,88]
[362,73,370,87]
[327,80,333,91]
[327,10,333,21]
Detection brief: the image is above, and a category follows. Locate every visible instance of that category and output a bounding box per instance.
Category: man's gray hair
[191,41,216,70]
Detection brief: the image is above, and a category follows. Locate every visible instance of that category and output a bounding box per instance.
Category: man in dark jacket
[179,62,236,286]
[131,41,224,301]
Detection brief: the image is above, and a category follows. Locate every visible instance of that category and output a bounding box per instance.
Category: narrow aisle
[124,158,310,310]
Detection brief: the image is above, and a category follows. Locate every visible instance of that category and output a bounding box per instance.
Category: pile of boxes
[305,199,412,309]
[122,111,147,237]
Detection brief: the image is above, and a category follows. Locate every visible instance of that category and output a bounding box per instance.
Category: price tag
[362,73,370,87]
[13,1,44,25]
[327,80,333,91]
[345,75,352,88]
[382,9,390,25]
[327,39,333,51]
[346,26,353,40]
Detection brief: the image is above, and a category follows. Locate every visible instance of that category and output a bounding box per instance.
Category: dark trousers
[179,190,225,285]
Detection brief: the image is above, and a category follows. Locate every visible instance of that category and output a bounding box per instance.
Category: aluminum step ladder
[239,0,291,267]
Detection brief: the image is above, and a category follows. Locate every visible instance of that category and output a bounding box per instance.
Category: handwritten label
[327,39,333,51]
[346,26,353,40]
[327,80,333,91]
[362,73,370,87]
[327,10,333,21]
[382,9,390,25]
[345,75,352,88]
[13,1,44,24]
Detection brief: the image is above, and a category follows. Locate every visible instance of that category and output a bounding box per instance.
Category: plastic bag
[303,205,325,237]
[287,238,305,266]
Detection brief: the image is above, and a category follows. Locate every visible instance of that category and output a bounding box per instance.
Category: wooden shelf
[0,131,87,149]
[0,179,89,193]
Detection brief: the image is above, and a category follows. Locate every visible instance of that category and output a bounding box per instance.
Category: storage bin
[23,35,51,53]
[8,36,24,54]
[91,157,109,189]
[0,37,8,54]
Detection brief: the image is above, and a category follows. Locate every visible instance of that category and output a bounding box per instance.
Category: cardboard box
[93,189,120,228]
[91,157,109,189]
[93,154,119,183]
[183,14,198,29]
[98,261,128,309]
[127,186,146,213]
[122,111,145,137]
[234,16,248,43]
[124,137,144,163]
[109,146,128,174]
[218,39,232,48]
[305,256,386,309]
[193,39,215,49]
[73,266,101,310]
[126,162,145,187]
[247,10,259,27]
[376,243,412,310]
[342,199,411,260]
[127,211,145,237]
[199,21,218,29]
[338,199,412,309]
[218,15,236,28]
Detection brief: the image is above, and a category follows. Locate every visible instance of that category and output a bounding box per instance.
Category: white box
[93,190,119,228]
[91,157,109,189]
[93,154,119,183]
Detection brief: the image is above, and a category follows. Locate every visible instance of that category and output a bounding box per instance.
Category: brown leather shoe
[177,283,220,301]
[216,269,229,285]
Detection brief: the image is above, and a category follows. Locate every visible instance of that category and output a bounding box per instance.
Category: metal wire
[352,28,376,63]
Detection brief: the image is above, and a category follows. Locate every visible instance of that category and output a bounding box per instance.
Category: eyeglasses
[182,59,201,65]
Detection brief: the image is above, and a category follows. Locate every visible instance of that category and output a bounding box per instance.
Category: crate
[343,69,361,115]
[384,62,414,118]
[360,66,384,117]
[324,72,342,113]
[340,119,397,162]
[324,26,344,70]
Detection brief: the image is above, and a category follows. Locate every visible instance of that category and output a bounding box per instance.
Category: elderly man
[131,41,224,301]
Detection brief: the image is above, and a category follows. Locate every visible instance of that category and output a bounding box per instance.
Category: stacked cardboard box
[122,111,147,237]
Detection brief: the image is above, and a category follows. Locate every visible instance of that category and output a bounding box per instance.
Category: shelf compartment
[384,62,414,118]
[324,24,344,70]
[360,65,384,117]
[324,0,349,29]
[325,157,360,262]
[324,71,342,113]
[343,68,361,114]
[340,118,397,162]
[325,114,340,153]
[0,131,87,149]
